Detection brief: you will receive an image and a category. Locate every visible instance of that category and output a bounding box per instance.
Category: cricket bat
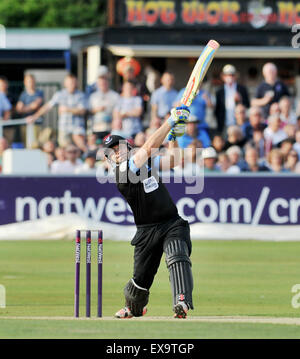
[181,40,220,107]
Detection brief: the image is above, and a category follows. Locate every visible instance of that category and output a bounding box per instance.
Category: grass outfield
[0,239,300,338]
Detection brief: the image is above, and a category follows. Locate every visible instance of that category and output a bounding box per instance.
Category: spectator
[247,127,266,159]
[134,131,147,148]
[86,133,99,152]
[244,106,267,140]
[269,102,281,117]
[215,64,250,134]
[27,74,87,152]
[112,81,143,139]
[280,139,294,162]
[174,85,213,130]
[279,96,297,125]
[0,76,13,104]
[46,152,55,169]
[212,134,225,153]
[184,140,203,176]
[242,147,269,172]
[223,125,247,151]
[252,62,290,119]
[42,140,56,157]
[202,147,220,173]
[15,74,44,146]
[0,137,8,172]
[284,124,296,140]
[75,150,97,175]
[0,77,13,143]
[284,150,299,172]
[226,145,247,170]
[293,129,300,157]
[217,152,240,173]
[54,147,66,162]
[177,115,210,149]
[264,114,288,147]
[50,144,82,174]
[88,70,119,139]
[150,72,178,128]
[267,148,288,173]
[85,65,110,97]
[16,74,44,117]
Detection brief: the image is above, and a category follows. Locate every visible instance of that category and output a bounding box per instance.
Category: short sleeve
[48,91,61,108]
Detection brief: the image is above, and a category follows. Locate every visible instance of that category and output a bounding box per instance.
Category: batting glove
[167,120,186,141]
[167,105,190,128]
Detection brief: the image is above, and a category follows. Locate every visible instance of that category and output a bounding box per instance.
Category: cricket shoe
[173,301,188,319]
[115,306,147,319]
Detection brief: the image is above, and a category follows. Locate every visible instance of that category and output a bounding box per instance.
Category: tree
[0,0,107,28]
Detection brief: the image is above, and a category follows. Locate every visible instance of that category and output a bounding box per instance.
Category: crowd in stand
[1,60,300,175]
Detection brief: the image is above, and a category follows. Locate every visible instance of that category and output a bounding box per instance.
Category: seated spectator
[212,134,225,153]
[279,96,296,125]
[150,72,178,128]
[280,139,294,162]
[293,129,300,157]
[284,149,299,172]
[134,131,146,148]
[51,144,82,174]
[284,124,296,140]
[27,74,87,152]
[183,140,203,176]
[215,64,249,134]
[226,145,247,170]
[86,133,99,152]
[0,137,8,172]
[252,62,290,119]
[112,81,143,139]
[269,102,281,117]
[174,85,213,130]
[202,147,220,173]
[75,150,97,175]
[223,125,247,151]
[242,147,270,172]
[266,148,289,173]
[235,103,250,137]
[177,115,211,149]
[264,114,288,147]
[42,140,56,155]
[217,152,240,173]
[246,127,266,159]
[244,106,267,140]
[46,152,55,170]
[54,147,66,163]
[88,70,119,139]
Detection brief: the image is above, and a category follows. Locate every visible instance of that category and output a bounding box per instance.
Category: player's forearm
[143,120,171,155]
[31,102,51,120]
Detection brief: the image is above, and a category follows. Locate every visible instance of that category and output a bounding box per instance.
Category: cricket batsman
[103,105,194,319]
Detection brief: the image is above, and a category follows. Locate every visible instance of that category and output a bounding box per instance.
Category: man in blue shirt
[174,87,212,130]
[16,74,44,117]
[177,115,211,149]
[150,72,178,127]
